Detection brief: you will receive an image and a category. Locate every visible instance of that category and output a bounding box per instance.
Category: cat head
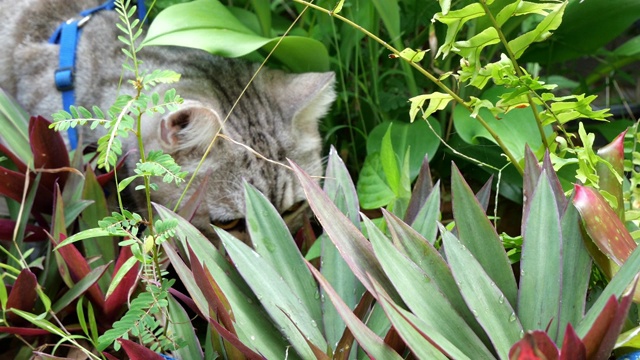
[137,59,335,245]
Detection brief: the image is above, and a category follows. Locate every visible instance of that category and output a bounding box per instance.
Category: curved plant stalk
[293,0,524,175]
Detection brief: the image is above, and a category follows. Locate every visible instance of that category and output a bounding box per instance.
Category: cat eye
[212,218,242,230]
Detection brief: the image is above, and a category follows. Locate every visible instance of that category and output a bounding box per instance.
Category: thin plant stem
[478,0,549,150]
[294,0,523,174]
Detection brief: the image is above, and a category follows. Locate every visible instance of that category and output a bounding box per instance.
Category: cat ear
[159,103,222,151]
[269,72,336,132]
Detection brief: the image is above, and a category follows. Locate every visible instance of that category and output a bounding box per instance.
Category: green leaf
[454,27,500,66]
[243,183,323,333]
[380,125,401,196]
[290,160,401,302]
[409,184,440,243]
[51,264,109,315]
[250,0,271,36]
[409,92,453,122]
[105,256,138,299]
[54,228,128,251]
[453,86,552,163]
[557,200,591,344]
[366,217,494,359]
[143,0,329,72]
[433,3,486,58]
[154,203,289,358]
[451,164,518,307]
[373,285,448,359]
[441,226,523,358]
[509,1,567,59]
[308,264,403,360]
[366,120,442,180]
[356,153,396,209]
[518,171,562,340]
[220,231,327,358]
[0,88,32,165]
[320,147,365,348]
[398,48,428,63]
[167,294,203,360]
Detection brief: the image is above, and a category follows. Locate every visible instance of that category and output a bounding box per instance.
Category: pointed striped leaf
[518,171,562,340]
[366,218,493,359]
[451,163,518,307]
[442,226,523,359]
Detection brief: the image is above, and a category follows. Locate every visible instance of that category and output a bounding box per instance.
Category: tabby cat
[0,0,336,244]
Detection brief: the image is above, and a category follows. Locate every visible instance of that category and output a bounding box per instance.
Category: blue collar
[48,0,147,150]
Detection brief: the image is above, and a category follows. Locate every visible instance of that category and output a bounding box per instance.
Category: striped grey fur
[0,0,336,244]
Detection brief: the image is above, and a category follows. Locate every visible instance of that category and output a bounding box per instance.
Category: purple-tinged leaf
[518,171,562,340]
[0,141,27,174]
[408,180,440,243]
[404,154,434,224]
[0,326,52,336]
[28,116,69,192]
[476,175,493,213]
[118,339,165,360]
[0,220,47,242]
[508,331,559,360]
[307,263,403,360]
[596,130,626,219]
[177,170,210,222]
[51,263,109,315]
[451,162,518,307]
[103,246,139,322]
[581,296,617,359]
[5,269,38,325]
[558,324,586,360]
[289,160,400,302]
[583,280,636,360]
[189,245,235,333]
[167,294,205,360]
[334,291,374,360]
[321,147,365,350]
[573,184,635,278]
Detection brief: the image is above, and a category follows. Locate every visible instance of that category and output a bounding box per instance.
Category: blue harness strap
[49,0,147,149]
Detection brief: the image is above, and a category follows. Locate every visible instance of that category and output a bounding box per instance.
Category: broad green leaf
[308,264,403,360]
[323,146,360,227]
[518,172,562,340]
[380,125,401,196]
[366,120,442,180]
[154,204,289,359]
[167,294,204,360]
[508,2,567,59]
[356,153,395,209]
[249,0,270,36]
[453,86,552,163]
[451,164,518,307]
[366,218,493,359]
[409,92,453,122]
[373,281,449,359]
[441,227,523,359]
[522,0,640,63]
[143,0,329,72]
[221,232,327,358]
[243,183,323,333]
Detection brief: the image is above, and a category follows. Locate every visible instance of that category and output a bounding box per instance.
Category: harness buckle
[54,67,74,91]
